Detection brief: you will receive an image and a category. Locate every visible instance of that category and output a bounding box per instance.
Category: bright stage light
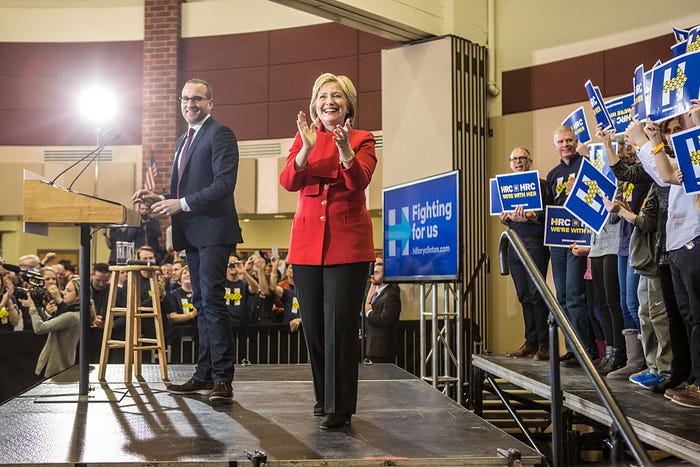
[79,86,117,129]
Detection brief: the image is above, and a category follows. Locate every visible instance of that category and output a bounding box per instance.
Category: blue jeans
[187,244,236,383]
[550,247,597,357]
[617,255,640,330]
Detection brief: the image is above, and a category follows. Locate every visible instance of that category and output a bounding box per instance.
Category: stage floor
[474,354,700,464]
[0,363,542,466]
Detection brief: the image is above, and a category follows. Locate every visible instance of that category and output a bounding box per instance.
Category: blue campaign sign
[562,106,591,143]
[674,26,689,43]
[633,64,647,120]
[605,93,634,135]
[672,40,688,57]
[587,142,618,182]
[383,171,460,282]
[648,51,700,122]
[544,206,592,248]
[670,126,700,194]
[495,170,542,212]
[490,178,503,215]
[585,80,614,131]
[563,158,617,234]
[687,25,700,54]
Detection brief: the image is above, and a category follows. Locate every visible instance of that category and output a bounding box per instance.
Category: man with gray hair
[502,147,552,361]
[546,126,598,366]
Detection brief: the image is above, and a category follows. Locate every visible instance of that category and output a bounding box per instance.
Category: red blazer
[280,128,377,266]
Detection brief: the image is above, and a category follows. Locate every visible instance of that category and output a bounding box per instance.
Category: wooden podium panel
[23,171,138,226]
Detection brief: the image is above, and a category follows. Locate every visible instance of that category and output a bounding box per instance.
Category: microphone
[50,131,121,187]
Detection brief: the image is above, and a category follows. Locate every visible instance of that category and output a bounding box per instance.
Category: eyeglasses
[227,262,240,268]
[179,96,211,104]
[510,156,530,162]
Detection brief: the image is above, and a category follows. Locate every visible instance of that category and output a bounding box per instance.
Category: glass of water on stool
[116,242,135,265]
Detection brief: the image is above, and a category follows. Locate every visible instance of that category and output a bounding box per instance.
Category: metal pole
[456,285,463,405]
[419,283,426,382]
[443,285,450,394]
[431,283,438,389]
[549,313,563,466]
[78,224,91,396]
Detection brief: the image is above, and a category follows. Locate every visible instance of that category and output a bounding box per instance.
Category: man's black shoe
[562,357,580,367]
[313,401,325,416]
[319,413,351,430]
[560,352,575,362]
[167,377,214,395]
[209,380,234,402]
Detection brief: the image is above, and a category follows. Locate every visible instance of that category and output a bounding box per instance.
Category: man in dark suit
[363,263,401,363]
[133,78,242,402]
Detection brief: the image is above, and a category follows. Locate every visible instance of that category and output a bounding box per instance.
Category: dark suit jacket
[365,283,401,359]
[168,117,243,250]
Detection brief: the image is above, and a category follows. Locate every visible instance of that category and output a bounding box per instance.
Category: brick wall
[142,0,181,194]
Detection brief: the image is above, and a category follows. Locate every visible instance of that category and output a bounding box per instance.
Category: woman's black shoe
[319,413,351,430]
[313,401,325,416]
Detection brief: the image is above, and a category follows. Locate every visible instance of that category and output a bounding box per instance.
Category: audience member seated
[0,264,20,331]
[248,254,283,325]
[90,263,117,327]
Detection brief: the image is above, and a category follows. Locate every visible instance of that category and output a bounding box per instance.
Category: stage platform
[473,354,700,464]
[0,363,542,466]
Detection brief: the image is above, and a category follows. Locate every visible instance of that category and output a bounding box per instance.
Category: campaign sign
[563,158,617,234]
[605,93,634,135]
[673,26,689,43]
[670,126,700,194]
[633,64,647,120]
[587,142,618,182]
[495,170,542,212]
[648,51,700,122]
[687,25,700,54]
[383,171,460,282]
[544,206,592,248]
[585,80,614,131]
[672,40,689,57]
[490,178,503,215]
[562,106,591,143]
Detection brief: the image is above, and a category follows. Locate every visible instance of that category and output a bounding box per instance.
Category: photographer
[18,277,96,377]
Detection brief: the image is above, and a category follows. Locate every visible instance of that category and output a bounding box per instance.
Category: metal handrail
[498,229,651,467]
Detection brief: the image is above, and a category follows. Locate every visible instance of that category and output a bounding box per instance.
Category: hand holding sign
[643,120,664,147]
[626,119,649,147]
[689,98,700,126]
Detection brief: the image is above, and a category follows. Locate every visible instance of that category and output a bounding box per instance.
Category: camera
[15,270,52,308]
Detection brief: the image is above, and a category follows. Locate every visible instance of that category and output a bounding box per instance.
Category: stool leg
[98,271,120,380]
[150,275,169,381]
[124,271,136,383]
[133,274,143,377]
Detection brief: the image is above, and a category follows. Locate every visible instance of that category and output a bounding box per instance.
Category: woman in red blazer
[280,72,376,429]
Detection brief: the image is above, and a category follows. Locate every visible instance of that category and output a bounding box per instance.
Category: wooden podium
[23,170,139,396]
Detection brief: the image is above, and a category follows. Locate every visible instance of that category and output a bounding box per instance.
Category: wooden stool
[98,265,169,382]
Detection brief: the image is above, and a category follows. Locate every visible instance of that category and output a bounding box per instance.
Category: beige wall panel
[367,147,383,211]
[0,163,44,216]
[42,162,136,208]
[236,158,257,215]
[277,156,299,214]
[382,37,453,187]
[256,157,279,214]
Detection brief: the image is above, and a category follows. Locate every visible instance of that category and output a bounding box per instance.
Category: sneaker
[665,383,695,401]
[209,380,234,402]
[629,371,656,387]
[167,377,214,395]
[638,375,666,389]
[562,357,580,367]
[671,384,700,408]
[506,345,536,358]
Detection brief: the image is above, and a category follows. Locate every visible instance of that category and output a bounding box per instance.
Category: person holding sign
[627,111,700,407]
[500,148,552,361]
[280,73,376,429]
[546,126,599,366]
